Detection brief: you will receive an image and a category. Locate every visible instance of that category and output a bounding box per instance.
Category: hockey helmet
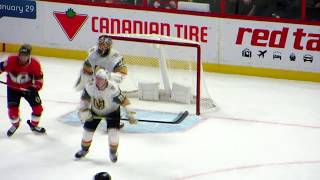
[18,44,32,56]
[97,35,112,56]
[95,69,108,80]
[94,172,111,180]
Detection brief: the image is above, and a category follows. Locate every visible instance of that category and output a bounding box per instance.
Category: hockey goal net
[109,34,215,115]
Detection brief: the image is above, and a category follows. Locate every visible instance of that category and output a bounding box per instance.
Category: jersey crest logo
[53,8,88,41]
[93,99,105,110]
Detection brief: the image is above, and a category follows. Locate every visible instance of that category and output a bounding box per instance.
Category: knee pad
[108,128,119,146]
[32,105,43,116]
[8,106,19,120]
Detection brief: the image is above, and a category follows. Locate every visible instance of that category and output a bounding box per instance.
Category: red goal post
[106,34,214,115]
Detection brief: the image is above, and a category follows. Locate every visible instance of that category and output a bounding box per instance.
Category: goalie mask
[97,35,112,57]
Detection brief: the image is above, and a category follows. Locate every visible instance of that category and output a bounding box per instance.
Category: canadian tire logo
[53,8,88,41]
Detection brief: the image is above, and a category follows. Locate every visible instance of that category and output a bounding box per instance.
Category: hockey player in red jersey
[0,44,46,136]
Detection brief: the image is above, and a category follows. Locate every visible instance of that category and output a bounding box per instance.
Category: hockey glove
[127,111,137,124]
[124,106,137,124]
[30,86,40,92]
[78,109,93,122]
[22,86,37,97]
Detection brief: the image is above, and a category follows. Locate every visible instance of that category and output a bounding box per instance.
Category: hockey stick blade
[122,110,189,124]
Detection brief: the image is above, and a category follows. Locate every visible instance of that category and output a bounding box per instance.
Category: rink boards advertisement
[222,19,320,73]
[0,1,319,76]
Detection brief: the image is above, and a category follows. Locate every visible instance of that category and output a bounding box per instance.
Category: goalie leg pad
[138,82,160,101]
[171,82,192,104]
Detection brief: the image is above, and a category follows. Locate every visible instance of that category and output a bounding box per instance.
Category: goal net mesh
[108,34,215,115]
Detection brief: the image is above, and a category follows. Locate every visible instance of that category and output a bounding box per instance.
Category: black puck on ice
[94,172,111,180]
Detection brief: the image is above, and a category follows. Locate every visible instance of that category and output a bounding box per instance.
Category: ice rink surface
[0,54,320,180]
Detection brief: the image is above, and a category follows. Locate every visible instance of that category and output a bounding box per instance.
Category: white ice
[0,54,320,180]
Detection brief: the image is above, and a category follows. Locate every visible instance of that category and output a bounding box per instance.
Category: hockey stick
[122,110,189,124]
[0,80,30,92]
[94,110,189,124]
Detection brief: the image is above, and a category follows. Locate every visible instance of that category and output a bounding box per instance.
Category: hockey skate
[109,149,118,163]
[120,121,124,129]
[75,149,88,159]
[27,120,46,134]
[7,125,19,137]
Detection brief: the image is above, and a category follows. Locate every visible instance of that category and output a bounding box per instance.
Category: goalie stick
[94,110,189,124]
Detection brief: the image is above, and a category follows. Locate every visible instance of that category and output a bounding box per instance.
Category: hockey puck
[94,172,111,180]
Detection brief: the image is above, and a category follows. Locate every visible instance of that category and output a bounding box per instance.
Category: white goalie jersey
[87,46,124,73]
[83,81,123,116]
[75,46,126,91]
